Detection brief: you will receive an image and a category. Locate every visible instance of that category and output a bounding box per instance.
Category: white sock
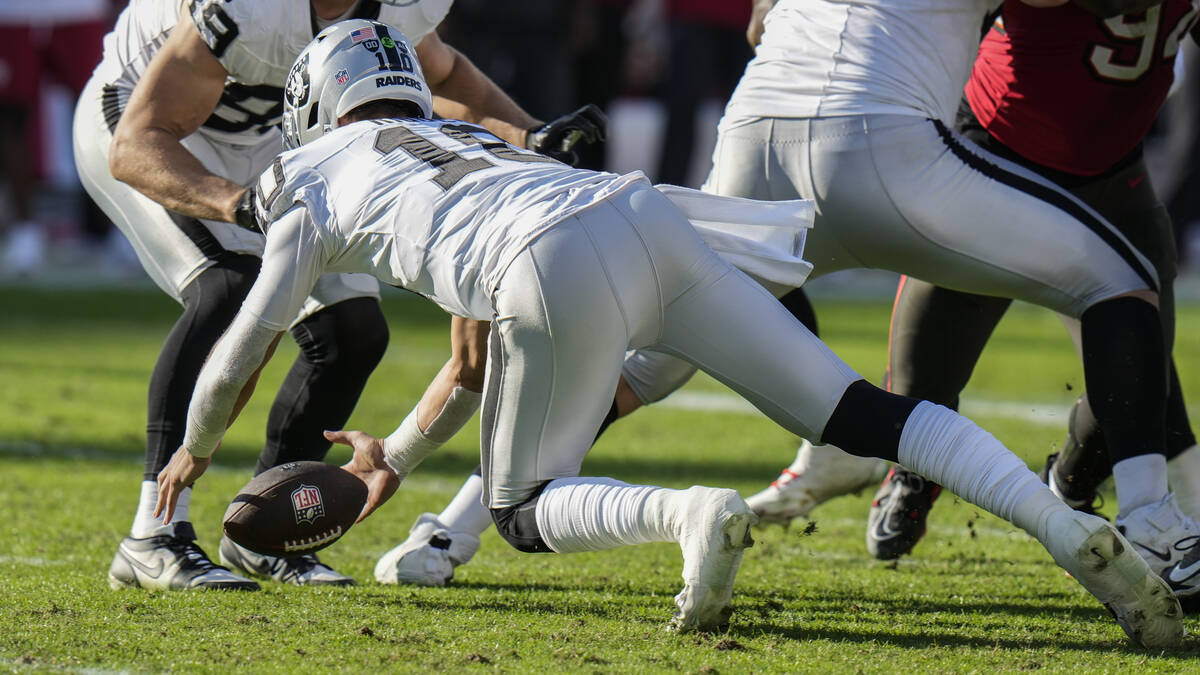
[438,474,492,535]
[1112,453,1169,518]
[535,477,682,553]
[897,402,1066,541]
[1168,444,1200,518]
[131,481,190,538]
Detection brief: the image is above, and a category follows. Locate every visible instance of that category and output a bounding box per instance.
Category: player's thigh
[657,264,861,441]
[74,79,211,300]
[481,227,631,509]
[621,349,698,405]
[729,117,866,275]
[816,115,1155,317]
[1071,159,1178,345]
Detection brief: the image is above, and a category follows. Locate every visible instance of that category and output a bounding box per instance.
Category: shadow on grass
[347,578,1200,656]
[0,442,789,489]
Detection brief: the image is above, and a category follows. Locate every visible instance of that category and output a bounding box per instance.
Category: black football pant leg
[254,296,389,475]
[884,277,1009,410]
[1053,360,1195,500]
[144,254,261,480]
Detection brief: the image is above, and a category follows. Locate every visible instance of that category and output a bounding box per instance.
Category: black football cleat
[219,536,355,586]
[866,467,942,560]
[1038,452,1105,517]
[108,522,260,591]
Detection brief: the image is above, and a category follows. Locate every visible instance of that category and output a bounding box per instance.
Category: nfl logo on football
[291,484,325,525]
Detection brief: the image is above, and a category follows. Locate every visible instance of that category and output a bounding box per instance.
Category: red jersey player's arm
[108,15,245,224]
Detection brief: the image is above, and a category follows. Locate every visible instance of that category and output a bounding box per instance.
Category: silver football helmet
[282,19,433,149]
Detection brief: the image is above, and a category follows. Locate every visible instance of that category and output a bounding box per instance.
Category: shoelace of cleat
[274,554,320,583]
[164,538,223,572]
[884,472,933,523]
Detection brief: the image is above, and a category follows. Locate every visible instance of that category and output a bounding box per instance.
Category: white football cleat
[219,537,354,586]
[1115,494,1200,613]
[669,487,757,633]
[745,440,888,525]
[108,523,260,591]
[1044,508,1184,648]
[375,513,481,586]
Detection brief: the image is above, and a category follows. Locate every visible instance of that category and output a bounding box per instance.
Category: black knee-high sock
[256,297,389,474]
[1054,358,1195,498]
[1078,297,1167,466]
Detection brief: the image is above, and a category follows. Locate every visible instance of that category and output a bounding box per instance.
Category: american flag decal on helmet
[291,484,325,525]
[350,26,376,44]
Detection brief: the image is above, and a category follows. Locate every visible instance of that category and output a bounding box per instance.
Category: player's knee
[292,297,389,372]
[1096,289,1158,310]
[490,488,554,554]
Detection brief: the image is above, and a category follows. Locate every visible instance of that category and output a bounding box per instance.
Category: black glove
[233,188,262,233]
[525,104,607,167]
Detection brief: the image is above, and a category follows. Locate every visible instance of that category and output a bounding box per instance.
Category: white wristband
[382,386,482,477]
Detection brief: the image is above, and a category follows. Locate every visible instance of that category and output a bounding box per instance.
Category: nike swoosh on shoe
[1132,541,1175,562]
[120,548,165,578]
[1167,559,1200,585]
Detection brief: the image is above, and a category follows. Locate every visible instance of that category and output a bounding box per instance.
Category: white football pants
[480,183,860,508]
[73,74,378,322]
[621,113,1158,406]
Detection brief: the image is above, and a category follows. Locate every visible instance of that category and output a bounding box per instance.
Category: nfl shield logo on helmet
[336,68,349,85]
[291,484,325,525]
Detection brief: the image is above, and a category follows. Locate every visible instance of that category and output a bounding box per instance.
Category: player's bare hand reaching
[154,448,212,524]
[325,430,400,523]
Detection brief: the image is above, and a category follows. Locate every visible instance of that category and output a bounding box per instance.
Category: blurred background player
[0,0,114,276]
[154,23,1183,644]
[75,0,603,591]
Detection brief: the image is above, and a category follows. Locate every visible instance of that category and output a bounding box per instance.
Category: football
[223,461,368,558]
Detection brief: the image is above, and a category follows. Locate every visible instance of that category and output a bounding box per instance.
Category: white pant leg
[73,74,379,320]
[481,203,657,508]
[718,115,1154,318]
[609,187,862,442]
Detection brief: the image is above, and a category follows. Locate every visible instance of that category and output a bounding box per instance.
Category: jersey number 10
[1089,5,1199,82]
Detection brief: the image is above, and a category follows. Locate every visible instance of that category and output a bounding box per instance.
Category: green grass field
[3,283,1200,673]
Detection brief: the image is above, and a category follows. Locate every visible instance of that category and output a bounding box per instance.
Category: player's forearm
[182,314,281,457]
[428,47,539,147]
[109,127,245,223]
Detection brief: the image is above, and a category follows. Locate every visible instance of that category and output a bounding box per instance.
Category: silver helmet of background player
[282,19,433,150]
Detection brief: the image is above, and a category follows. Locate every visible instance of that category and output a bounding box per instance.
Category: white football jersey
[92,0,452,146]
[723,0,1001,127]
[246,118,646,324]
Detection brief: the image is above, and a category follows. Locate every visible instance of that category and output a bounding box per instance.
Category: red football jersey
[967,0,1199,175]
